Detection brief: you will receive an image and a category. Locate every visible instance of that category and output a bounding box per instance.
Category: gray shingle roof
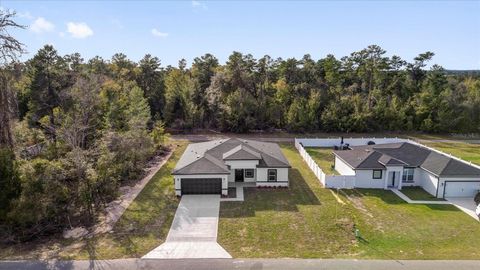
[223,145,261,160]
[173,138,290,175]
[378,154,407,166]
[334,142,480,177]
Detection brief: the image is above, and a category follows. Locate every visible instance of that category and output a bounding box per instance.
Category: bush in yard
[151,120,170,150]
[474,192,480,205]
[0,148,21,222]
[6,158,70,240]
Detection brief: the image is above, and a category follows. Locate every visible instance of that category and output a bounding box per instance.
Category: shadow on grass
[350,188,460,212]
[346,189,405,204]
[220,168,321,218]
[400,187,445,201]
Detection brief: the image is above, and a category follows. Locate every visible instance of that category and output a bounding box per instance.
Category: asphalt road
[2,259,480,270]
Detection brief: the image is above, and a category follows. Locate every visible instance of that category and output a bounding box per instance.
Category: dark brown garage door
[181,178,222,195]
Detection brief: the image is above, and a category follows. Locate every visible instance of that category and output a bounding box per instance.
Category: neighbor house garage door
[181,178,222,195]
[444,181,480,198]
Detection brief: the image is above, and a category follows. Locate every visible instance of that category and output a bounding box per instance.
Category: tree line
[13,44,480,138]
[1,10,479,241]
[15,44,475,135]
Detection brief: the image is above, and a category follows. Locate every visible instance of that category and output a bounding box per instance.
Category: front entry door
[391,171,396,187]
[235,169,244,182]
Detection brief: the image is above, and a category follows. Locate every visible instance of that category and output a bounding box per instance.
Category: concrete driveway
[446,197,479,221]
[143,195,231,259]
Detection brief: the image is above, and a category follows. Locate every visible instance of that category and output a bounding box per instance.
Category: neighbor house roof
[334,142,480,177]
[173,138,290,175]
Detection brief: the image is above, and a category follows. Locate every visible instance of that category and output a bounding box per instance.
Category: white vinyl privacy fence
[295,137,407,189]
[295,137,480,189]
[296,137,406,147]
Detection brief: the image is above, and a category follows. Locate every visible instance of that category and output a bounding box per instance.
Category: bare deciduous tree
[0,10,25,149]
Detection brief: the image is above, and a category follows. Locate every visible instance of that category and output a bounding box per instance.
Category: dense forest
[1,10,479,241]
[11,45,480,135]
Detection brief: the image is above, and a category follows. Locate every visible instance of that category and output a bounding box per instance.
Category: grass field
[218,144,480,259]
[218,144,357,258]
[422,141,480,165]
[344,188,480,259]
[400,187,445,201]
[305,147,338,175]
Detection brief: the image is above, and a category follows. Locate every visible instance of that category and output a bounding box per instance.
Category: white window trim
[245,169,254,178]
[402,167,414,183]
[268,169,277,182]
[373,170,382,179]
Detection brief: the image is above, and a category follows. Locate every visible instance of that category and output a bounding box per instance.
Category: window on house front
[373,170,382,179]
[268,169,277,182]
[245,169,254,178]
[402,168,414,182]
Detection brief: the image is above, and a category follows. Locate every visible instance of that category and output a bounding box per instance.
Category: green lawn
[400,187,445,201]
[218,144,357,258]
[345,189,480,259]
[422,141,480,165]
[218,144,480,259]
[305,147,338,175]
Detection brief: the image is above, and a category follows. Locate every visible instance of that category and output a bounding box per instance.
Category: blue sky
[2,0,480,69]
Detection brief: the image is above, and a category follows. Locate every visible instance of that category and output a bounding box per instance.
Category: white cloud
[151,28,168,38]
[30,17,55,33]
[66,22,93,39]
[192,1,207,10]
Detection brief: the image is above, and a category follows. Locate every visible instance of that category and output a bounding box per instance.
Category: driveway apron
[446,197,479,221]
[143,195,232,259]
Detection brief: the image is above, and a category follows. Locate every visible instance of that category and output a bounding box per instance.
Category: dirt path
[340,190,373,218]
[172,134,294,142]
[90,148,174,235]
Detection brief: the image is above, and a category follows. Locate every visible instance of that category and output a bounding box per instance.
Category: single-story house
[173,138,290,196]
[333,142,480,198]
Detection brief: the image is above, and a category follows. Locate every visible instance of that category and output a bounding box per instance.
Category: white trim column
[384,166,404,189]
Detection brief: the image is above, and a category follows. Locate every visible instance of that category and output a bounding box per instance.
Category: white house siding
[383,165,404,189]
[173,174,229,196]
[418,169,439,197]
[225,160,259,183]
[256,167,289,187]
[354,169,385,188]
[437,177,480,198]
[334,156,355,176]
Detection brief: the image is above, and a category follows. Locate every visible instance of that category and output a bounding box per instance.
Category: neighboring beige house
[333,142,480,198]
[172,138,290,196]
